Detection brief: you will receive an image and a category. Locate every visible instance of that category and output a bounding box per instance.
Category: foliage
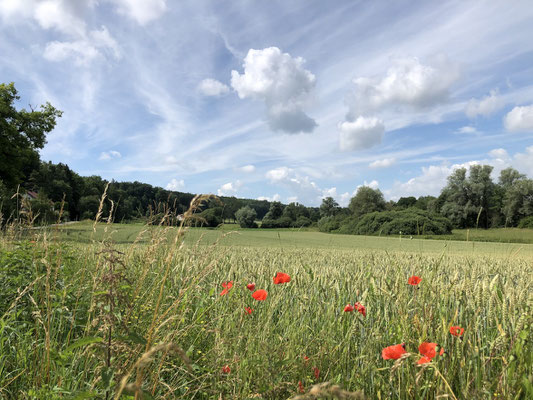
[235,206,257,228]
[348,186,386,217]
[319,196,340,217]
[0,82,62,188]
[518,216,533,229]
[338,208,453,235]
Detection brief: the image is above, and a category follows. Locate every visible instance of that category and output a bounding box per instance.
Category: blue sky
[1,0,533,206]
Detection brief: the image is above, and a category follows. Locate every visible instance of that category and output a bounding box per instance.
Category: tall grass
[0,195,531,399]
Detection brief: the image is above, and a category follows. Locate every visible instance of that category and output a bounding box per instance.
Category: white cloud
[346,56,459,116]
[359,180,379,190]
[339,116,385,151]
[231,47,317,133]
[33,0,87,36]
[465,90,504,118]
[198,78,230,97]
[504,105,533,132]
[456,126,477,134]
[165,178,185,191]
[488,148,509,161]
[44,27,121,66]
[109,0,167,25]
[217,180,243,196]
[513,146,533,176]
[235,164,256,173]
[257,194,281,202]
[99,150,122,160]
[369,157,396,168]
[388,161,479,199]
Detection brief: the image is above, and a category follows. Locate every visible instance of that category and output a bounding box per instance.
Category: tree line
[1,81,533,231]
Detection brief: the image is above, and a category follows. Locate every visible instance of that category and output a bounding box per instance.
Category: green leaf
[64,336,103,354]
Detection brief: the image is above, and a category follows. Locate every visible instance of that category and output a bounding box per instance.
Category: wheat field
[0,204,532,399]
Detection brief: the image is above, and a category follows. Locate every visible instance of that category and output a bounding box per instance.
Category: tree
[319,197,339,217]
[263,201,284,220]
[0,82,62,188]
[348,187,386,217]
[235,206,257,228]
[396,196,417,209]
[502,179,533,226]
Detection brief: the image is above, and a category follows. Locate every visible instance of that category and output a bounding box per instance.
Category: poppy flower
[408,276,422,286]
[381,343,407,360]
[303,355,310,363]
[221,365,230,374]
[246,282,256,291]
[244,307,253,314]
[354,302,366,317]
[298,381,305,393]
[312,366,320,380]
[219,281,233,296]
[273,272,291,284]
[449,326,464,337]
[252,289,268,301]
[418,342,444,359]
[417,356,432,365]
[344,304,354,312]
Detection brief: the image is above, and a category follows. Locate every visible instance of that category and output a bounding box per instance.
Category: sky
[1,0,533,206]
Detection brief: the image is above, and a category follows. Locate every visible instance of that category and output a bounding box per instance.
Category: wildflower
[354,302,366,317]
[417,356,432,365]
[273,272,291,284]
[220,281,233,296]
[246,282,256,291]
[252,289,268,301]
[382,343,407,360]
[303,355,310,363]
[221,365,230,374]
[408,276,422,286]
[313,366,320,380]
[344,304,354,312]
[244,307,253,314]
[449,326,464,337]
[298,380,305,393]
[418,342,444,359]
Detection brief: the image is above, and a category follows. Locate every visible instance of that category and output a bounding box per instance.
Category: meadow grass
[0,209,532,399]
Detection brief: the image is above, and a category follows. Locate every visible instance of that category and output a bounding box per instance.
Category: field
[0,218,532,399]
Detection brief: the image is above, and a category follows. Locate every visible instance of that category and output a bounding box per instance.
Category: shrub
[235,206,257,228]
[261,216,293,228]
[339,208,452,236]
[518,216,533,229]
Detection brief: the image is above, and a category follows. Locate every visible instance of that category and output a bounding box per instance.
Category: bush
[318,215,344,232]
[338,209,452,236]
[260,216,293,228]
[235,206,257,228]
[518,216,533,229]
[197,207,223,227]
[294,216,312,227]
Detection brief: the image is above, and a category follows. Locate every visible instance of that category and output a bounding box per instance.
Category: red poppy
[221,365,230,374]
[408,276,422,286]
[220,281,233,296]
[344,304,354,312]
[417,356,432,365]
[381,343,407,360]
[244,307,253,314]
[303,355,310,363]
[449,326,464,337]
[246,282,256,291]
[252,289,268,301]
[418,342,444,359]
[354,302,366,317]
[312,366,320,380]
[298,381,305,393]
[273,272,291,284]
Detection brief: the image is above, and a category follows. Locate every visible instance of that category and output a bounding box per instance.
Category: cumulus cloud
[109,0,167,25]
[359,180,379,190]
[217,180,243,196]
[265,167,334,205]
[388,161,479,199]
[465,90,504,118]
[198,78,230,97]
[513,146,533,175]
[99,150,122,160]
[165,178,185,191]
[44,27,121,66]
[488,148,509,161]
[235,164,256,173]
[346,56,459,117]
[339,116,385,151]
[231,47,317,134]
[257,193,281,202]
[504,105,533,132]
[369,157,396,168]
